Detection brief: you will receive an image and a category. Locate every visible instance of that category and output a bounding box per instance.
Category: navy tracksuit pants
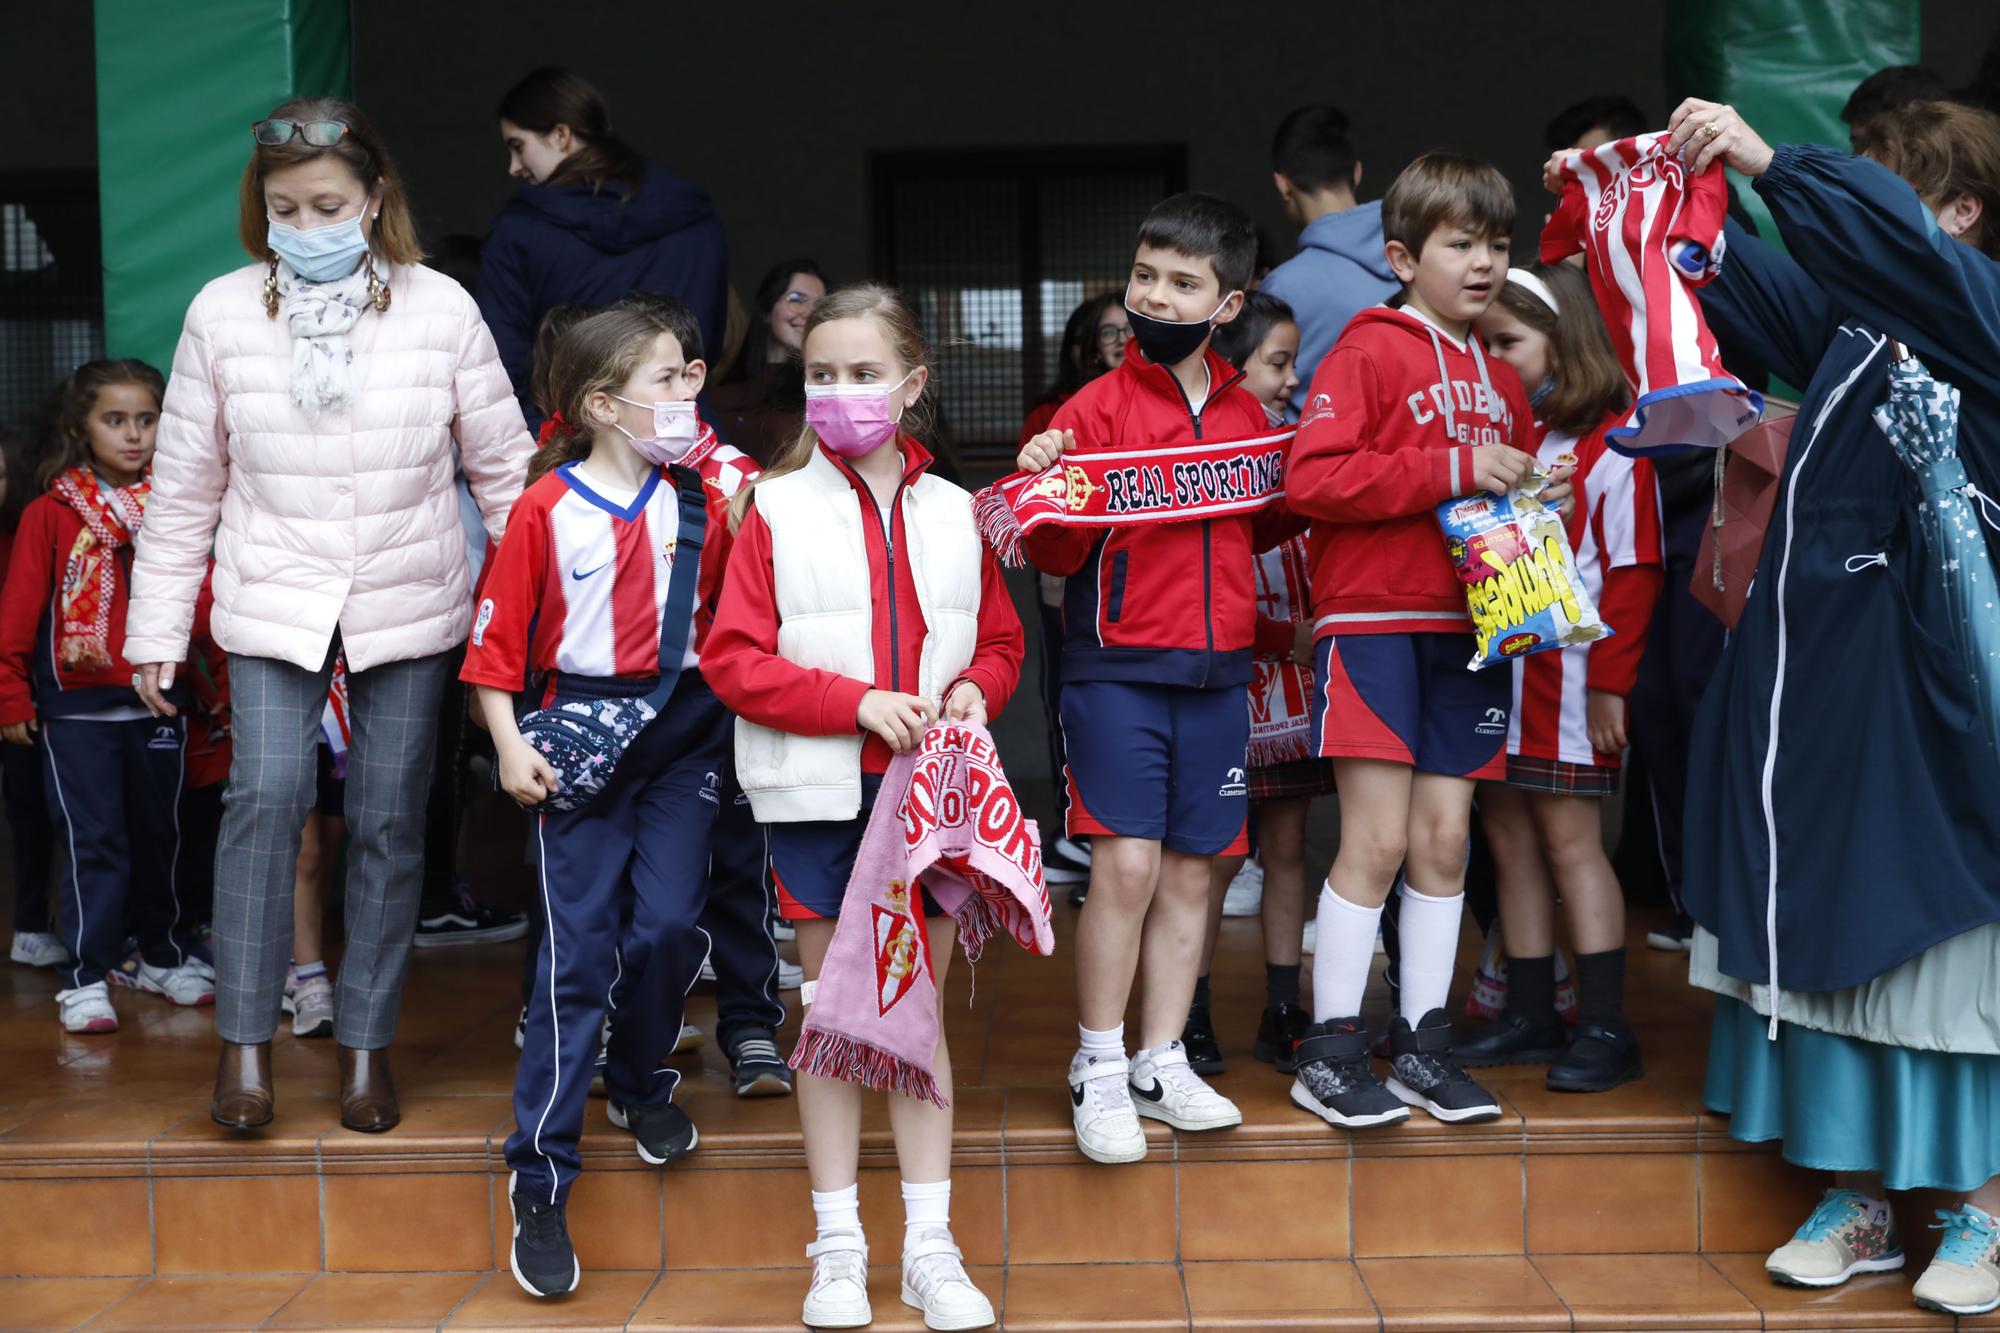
[699,770,786,1053]
[507,673,728,1205]
[40,714,189,989]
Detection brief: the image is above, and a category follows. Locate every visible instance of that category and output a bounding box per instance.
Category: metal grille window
[0,174,104,438]
[873,147,1186,463]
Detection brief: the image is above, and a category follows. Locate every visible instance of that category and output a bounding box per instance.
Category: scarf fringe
[1247,732,1313,768]
[949,889,1002,964]
[973,482,1027,568]
[788,1024,948,1109]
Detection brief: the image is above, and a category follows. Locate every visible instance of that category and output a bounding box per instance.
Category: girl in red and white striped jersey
[1458,262,1664,1094]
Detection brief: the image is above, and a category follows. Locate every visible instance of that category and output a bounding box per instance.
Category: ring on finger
[1701,122,1722,139]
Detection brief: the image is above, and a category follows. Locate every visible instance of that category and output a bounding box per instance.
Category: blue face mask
[267,212,371,284]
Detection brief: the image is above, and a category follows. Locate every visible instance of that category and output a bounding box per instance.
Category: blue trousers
[700,770,786,1051]
[507,672,728,1205]
[41,714,188,989]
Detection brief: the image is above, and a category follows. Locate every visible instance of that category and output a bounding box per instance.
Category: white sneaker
[513,1005,527,1050]
[282,969,334,1038]
[779,957,804,990]
[773,917,797,943]
[901,1227,995,1330]
[673,1022,704,1054]
[56,981,118,1033]
[1302,919,1317,955]
[10,931,72,968]
[1222,858,1265,917]
[1067,1050,1147,1164]
[1129,1042,1243,1132]
[698,959,718,984]
[127,959,215,1007]
[802,1230,872,1329]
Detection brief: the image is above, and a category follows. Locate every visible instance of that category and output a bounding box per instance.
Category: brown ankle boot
[211,1040,274,1129]
[338,1045,400,1133]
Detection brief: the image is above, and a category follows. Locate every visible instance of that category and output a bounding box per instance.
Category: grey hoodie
[1261,201,1400,414]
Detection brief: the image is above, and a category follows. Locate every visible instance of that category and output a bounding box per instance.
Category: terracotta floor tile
[443,1268,656,1328]
[1358,1255,1570,1331]
[323,1172,493,1272]
[1183,1259,1378,1329]
[1002,1261,1189,1330]
[488,1168,665,1273]
[1351,1154,1521,1257]
[0,1177,153,1276]
[1005,1162,1178,1263]
[1700,1150,1825,1252]
[1535,1253,1758,1329]
[630,1264,997,1330]
[0,1096,199,1145]
[266,1272,484,1327]
[1496,1078,1699,1137]
[1181,1158,1350,1261]
[153,1174,322,1273]
[1704,1251,1950,1329]
[318,1095,510,1159]
[80,1274,312,1331]
[1527,1152,1697,1253]
[660,1168,816,1268]
[147,1094,342,1164]
[0,1277,144,1330]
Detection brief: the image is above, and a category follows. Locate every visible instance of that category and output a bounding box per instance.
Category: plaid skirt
[1505,754,1619,797]
[1249,756,1339,801]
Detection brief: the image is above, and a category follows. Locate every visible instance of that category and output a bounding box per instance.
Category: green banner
[94,0,353,375]
[1666,0,1920,242]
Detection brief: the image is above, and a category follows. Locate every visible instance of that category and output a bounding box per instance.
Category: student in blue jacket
[480,67,729,430]
[1632,95,2000,1318]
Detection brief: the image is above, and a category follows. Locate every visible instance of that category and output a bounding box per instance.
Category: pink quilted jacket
[125,262,530,673]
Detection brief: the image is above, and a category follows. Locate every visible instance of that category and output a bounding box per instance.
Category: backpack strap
[642,465,710,712]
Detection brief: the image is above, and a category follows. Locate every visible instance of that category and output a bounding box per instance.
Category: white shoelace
[1081,1067,1134,1118]
[811,1245,867,1292]
[1151,1057,1220,1105]
[736,1037,781,1063]
[905,1230,978,1300]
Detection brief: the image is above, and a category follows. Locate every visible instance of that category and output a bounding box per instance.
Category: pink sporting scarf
[790,722,1054,1107]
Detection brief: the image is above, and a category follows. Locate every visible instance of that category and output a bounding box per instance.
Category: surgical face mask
[267,212,370,284]
[804,371,919,457]
[1124,293,1238,367]
[1528,374,1555,409]
[1263,401,1289,429]
[609,394,701,465]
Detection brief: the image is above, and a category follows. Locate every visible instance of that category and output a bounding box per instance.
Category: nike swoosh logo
[1129,1079,1165,1103]
[571,563,609,581]
[1069,1082,1086,1107]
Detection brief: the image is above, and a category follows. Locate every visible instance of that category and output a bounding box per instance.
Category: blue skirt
[1705,995,2000,1192]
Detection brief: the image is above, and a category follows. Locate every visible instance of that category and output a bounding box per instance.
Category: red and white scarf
[974,429,1292,566]
[50,466,149,672]
[1248,535,1316,767]
[791,722,1054,1107]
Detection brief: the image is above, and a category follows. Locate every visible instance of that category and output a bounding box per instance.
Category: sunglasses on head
[252,119,350,147]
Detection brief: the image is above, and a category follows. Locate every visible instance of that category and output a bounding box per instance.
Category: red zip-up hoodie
[1021,343,1299,689]
[704,436,1025,776]
[1289,305,1533,638]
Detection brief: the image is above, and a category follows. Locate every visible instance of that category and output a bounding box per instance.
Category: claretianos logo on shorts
[1476,706,1508,737]
[1219,766,1248,797]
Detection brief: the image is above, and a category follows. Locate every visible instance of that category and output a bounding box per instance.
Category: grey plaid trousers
[212,644,451,1048]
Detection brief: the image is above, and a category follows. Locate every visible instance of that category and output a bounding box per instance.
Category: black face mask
[1125,297,1233,368]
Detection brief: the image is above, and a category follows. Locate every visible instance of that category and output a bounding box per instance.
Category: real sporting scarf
[974,428,1292,566]
[1248,535,1315,768]
[49,466,149,672]
[791,722,1054,1107]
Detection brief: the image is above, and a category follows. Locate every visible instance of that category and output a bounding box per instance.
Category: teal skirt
[1705,996,2000,1192]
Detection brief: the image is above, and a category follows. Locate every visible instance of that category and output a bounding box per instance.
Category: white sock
[1311,884,1383,1022]
[902,1178,951,1243]
[1397,883,1466,1026]
[1077,1022,1125,1061]
[811,1183,862,1240]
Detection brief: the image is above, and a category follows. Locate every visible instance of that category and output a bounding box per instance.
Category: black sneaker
[1042,837,1091,886]
[414,884,528,949]
[1386,1009,1503,1123]
[1066,881,1089,908]
[507,1175,579,1297]
[1252,1002,1310,1073]
[725,1029,794,1098]
[1647,913,1695,952]
[606,1099,699,1165]
[1457,1010,1570,1068]
[1180,1003,1225,1075]
[1289,1018,1410,1129]
[1547,1022,1643,1093]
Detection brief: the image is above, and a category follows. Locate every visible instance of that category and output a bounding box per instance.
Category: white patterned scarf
[276,261,373,422]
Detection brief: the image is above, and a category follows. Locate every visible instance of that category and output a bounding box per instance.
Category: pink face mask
[804,371,918,457]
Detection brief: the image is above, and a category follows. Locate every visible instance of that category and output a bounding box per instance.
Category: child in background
[0,430,64,969]
[466,306,732,1297]
[1457,262,1661,1092]
[0,360,213,1032]
[1287,156,1570,1128]
[282,655,351,1040]
[1181,290,1322,1077]
[706,284,1023,1331]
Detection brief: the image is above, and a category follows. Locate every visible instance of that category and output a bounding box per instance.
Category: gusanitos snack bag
[1436,463,1609,670]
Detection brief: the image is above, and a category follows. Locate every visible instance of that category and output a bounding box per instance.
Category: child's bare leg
[1397,772,1477,1023]
[1532,793,1622,955]
[1313,760,1412,1022]
[794,918,863,1193]
[1137,850,1211,1050]
[886,919,957,1183]
[1074,834,1161,1033]
[292,813,332,966]
[1256,798,1310,968]
[1481,784,1554,958]
[1198,852,1243,976]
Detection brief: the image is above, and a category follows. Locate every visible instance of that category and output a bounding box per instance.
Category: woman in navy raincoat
[1654,96,2000,1316]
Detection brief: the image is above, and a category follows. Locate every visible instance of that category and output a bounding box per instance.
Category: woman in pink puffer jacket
[124,97,531,1135]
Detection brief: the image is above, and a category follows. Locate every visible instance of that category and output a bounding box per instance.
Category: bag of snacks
[1436,465,1609,670]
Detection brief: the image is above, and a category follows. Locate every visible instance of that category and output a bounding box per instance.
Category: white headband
[1506,268,1561,316]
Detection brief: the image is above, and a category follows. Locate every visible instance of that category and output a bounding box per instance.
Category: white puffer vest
[736,448,982,822]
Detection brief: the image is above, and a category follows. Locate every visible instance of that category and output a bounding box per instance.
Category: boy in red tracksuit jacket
[1018,192,1299,1165]
[1283,153,1574,1133]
